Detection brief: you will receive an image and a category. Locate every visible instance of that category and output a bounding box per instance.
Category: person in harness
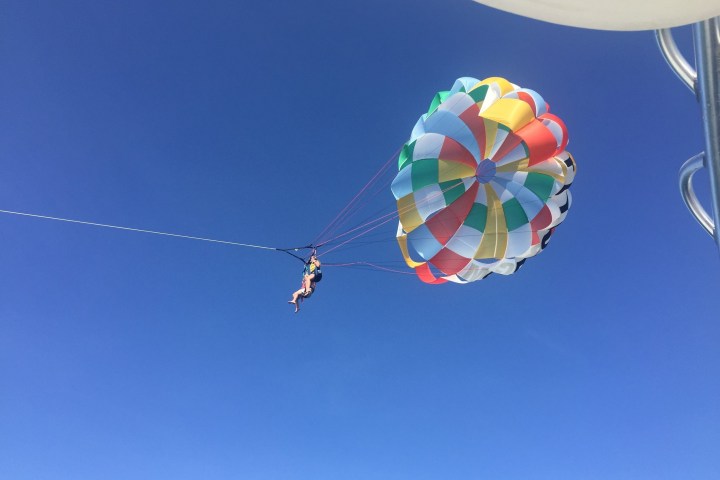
[288,254,322,313]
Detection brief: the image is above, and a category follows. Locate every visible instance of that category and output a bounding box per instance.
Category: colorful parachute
[391,77,576,284]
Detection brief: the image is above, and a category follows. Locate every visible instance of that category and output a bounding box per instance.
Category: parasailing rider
[288,253,322,313]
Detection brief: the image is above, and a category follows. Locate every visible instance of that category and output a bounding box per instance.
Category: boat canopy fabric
[474,0,720,31]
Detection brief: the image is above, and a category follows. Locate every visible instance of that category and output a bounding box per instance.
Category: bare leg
[303,274,315,293]
[289,288,303,309]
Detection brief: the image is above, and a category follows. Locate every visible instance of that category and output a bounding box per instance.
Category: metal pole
[679,152,715,236]
[655,28,697,93]
[694,18,720,248]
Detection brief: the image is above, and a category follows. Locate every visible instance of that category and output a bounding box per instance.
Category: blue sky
[1,1,719,479]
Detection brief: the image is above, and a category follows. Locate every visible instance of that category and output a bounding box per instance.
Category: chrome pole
[694,18,720,247]
[655,28,697,93]
[679,152,715,236]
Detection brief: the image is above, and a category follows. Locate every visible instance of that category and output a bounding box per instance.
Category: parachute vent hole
[475,159,496,184]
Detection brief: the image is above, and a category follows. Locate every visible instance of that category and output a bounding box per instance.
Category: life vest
[303,261,322,282]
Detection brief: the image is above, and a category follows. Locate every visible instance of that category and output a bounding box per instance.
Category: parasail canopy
[392,77,576,284]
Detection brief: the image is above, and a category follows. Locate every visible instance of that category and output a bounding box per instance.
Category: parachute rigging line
[319,179,466,256]
[313,146,401,247]
[0,208,314,260]
[323,261,415,275]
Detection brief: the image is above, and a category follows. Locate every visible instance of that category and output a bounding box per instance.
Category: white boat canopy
[473,0,720,31]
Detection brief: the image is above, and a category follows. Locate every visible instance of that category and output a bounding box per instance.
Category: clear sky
[1,1,719,479]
